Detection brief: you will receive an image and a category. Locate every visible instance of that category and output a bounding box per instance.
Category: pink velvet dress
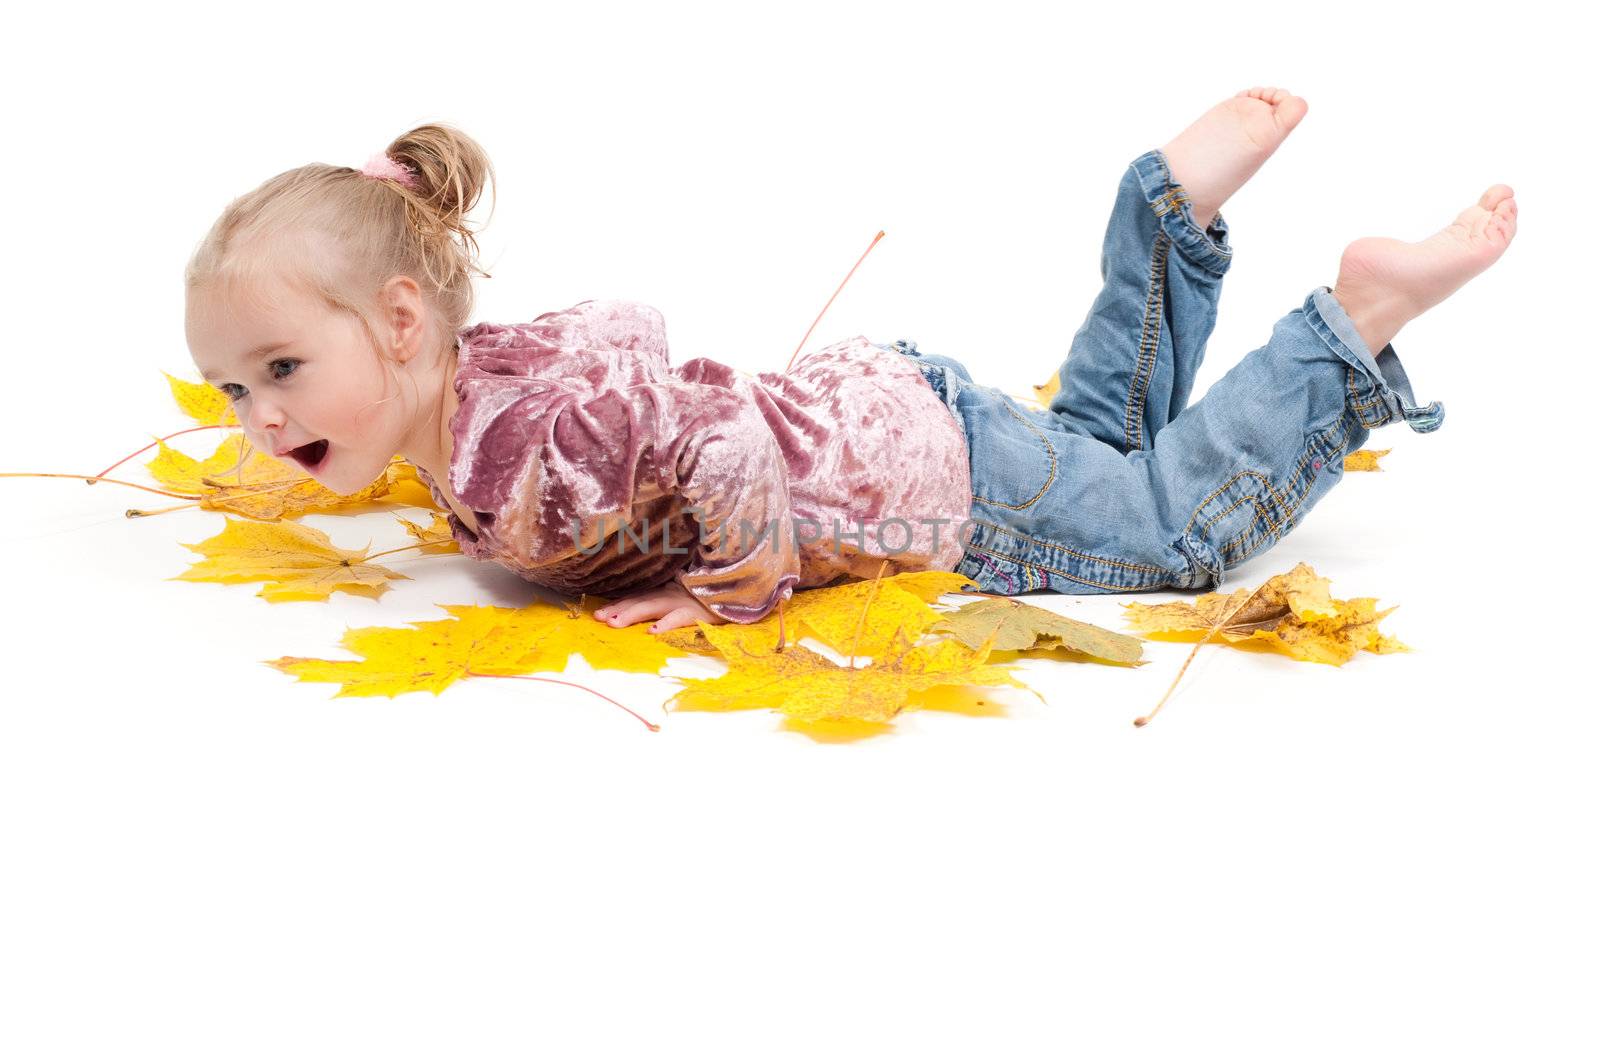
[411,299,972,623]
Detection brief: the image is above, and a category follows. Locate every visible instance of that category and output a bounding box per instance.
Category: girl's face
[185,273,415,497]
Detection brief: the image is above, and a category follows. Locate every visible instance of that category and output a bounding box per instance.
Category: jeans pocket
[963,393,1059,512]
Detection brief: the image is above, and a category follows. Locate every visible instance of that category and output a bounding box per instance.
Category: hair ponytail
[378,124,498,305]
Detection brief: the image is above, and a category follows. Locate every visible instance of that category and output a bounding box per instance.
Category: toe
[1494,202,1518,239]
[1478,184,1515,209]
[1275,94,1309,130]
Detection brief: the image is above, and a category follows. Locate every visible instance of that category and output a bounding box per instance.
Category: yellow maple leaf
[268,608,536,697]
[172,516,411,601]
[1343,448,1392,472]
[146,435,397,520]
[668,622,1034,724]
[145,435,284,494]
[386,460,447,509]
[267,596,687,698]
[875,570,983,603]
[931,597,1145,664]
[1121,562,1410,665]
[396,511,459,554]
[200,476,394,521]
[475,597,685,675]
[165,371,239,426]
[658,570,977,660]
[1030,368,1062,409]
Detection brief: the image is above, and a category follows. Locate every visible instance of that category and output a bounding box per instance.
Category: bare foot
[1160,86,1309,231]
[1332,185,1519,355]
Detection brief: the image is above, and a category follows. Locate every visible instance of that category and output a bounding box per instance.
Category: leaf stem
[92,422,234,480]
[365,538,454,563]
[847,559,891,670]
[1134,582,1266,728]
[127,502,201,518]
[465,670,659,732]
[0,471,201,500]
[783,230,886,375]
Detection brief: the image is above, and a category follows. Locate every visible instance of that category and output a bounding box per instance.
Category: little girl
[184,89,1516,635]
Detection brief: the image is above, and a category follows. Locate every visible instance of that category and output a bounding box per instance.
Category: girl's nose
[246,401,286,435]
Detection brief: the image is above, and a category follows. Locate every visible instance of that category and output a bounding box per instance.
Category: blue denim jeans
[875,147,1444,596]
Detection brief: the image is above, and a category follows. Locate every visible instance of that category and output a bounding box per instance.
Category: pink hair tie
[359,152,420,191]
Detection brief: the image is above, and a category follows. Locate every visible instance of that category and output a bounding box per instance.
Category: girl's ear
[377,274,430,365]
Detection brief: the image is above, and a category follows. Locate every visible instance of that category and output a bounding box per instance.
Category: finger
[593,596,648,621]
[650,606,706,634]
[600,595,678,627]
[593,598,634,621]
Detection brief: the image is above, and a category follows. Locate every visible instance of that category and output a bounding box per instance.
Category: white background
[3,1,1594,1059]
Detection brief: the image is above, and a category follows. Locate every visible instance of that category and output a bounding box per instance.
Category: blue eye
[216,358,300,402]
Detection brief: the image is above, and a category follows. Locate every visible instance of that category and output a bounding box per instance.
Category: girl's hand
[593,581,728,634]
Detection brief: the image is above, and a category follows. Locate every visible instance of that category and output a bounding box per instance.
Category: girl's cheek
[349,390,390,434]
[349,363,395,434]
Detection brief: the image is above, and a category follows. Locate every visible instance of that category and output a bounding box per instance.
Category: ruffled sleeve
[448,300,801,624]
[478,381,801,623]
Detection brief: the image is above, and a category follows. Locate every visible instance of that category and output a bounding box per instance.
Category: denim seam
[960,518,1177,592]
[1345,364,1392,428]
[1193,472,1291,565]
[966,517,1170,575]
[1233,417,1353,561]
[1303,290,1406,430]
[970,403,1058,510]
[1200,484,1274,562]
[1220,416,1354,562]
[1184,414,1339,559]
[956,550,987,587]
[1208,415,1328,538]
[1123,231,1169,453]
[976,542,1171,593]
[1184,469,1288,539]
[980,552,1018,594]
[1371,346,1444,433]
[1154,193,1232,275]
[1135,149,1233,277]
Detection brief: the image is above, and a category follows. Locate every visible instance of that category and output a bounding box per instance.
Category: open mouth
[287,439,331,472]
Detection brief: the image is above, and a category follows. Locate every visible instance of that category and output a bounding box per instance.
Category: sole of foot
[1333,185,1519,354]
[1160,86,1310,230]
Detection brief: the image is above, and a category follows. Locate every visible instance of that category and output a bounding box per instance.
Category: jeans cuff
[1304,286,1445,434]
[1129,148,1234,277]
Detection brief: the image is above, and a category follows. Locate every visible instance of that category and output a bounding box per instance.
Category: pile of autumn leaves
[151,372,1406,730]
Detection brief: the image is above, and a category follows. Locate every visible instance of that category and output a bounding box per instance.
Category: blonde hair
[185,123,497,475]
